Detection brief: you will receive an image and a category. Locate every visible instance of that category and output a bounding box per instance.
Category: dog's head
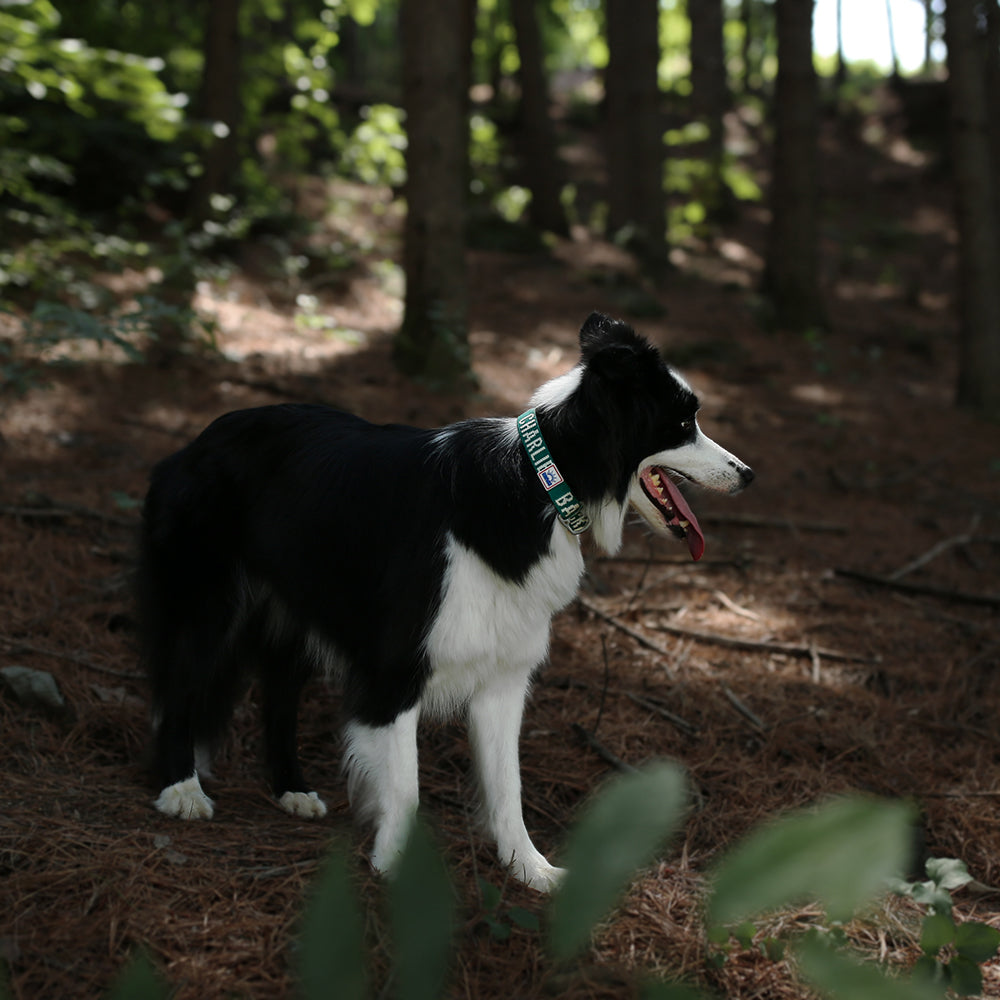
[532,313,753,559]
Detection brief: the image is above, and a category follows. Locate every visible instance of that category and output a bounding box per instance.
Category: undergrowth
[5,761,995,1000]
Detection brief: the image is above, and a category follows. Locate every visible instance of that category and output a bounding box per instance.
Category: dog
[139,312,753,891]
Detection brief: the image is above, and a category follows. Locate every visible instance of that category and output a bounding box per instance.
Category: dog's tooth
[678,519,690,528]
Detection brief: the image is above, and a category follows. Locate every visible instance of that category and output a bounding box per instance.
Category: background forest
[2,1,1000,999]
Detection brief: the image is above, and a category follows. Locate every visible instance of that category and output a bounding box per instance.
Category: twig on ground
[570,722,637,774]
[577,596,678,677]
[833,567,1000,609]
[0,636,143,679]
[702,512,848,534]
[713,589,762,622]
[623,691,699,736]
[0,502,136,529]
[644,618,875,664]
[889,516,984,580]
[720,684,767,733]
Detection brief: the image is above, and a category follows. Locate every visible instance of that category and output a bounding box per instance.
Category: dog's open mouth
[639,467,706,561]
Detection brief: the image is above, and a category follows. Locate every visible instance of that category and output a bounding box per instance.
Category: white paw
[517,860,566,893]
[278,790,328,819]
[502,848,566,892]
[155,775,214,820]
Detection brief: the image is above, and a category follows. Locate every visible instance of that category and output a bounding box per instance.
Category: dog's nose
[739,465,755,488]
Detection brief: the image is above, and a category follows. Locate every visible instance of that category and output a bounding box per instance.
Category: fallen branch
[577,596,679,676]
[645,619,876,664]
[720,683,767,732]
[833,568,1000,609]
[0,501,136,529]
[570,722,637,774]
[0,637,143,679]
[623,691,699,736]
[702,512,848,534]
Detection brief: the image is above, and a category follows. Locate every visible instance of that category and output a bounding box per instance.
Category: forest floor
[2,98,1000,999]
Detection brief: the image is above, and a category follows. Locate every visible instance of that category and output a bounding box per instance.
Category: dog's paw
[155,775,214,820]
[518,860,566,893]
[279,790,328,819]
[502,847,566,892]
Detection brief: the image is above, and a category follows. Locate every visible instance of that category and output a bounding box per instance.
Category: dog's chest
[421,528,584,711]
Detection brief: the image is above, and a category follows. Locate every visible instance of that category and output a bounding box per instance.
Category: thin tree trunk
[190,0,242,220]
[762,0,825,332]
[944,0,1000,418]
[395,0,472,388]
[605,0,667,270]
[510,0,569,235]
[689,0,731,219]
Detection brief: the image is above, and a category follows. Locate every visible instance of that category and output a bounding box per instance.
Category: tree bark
[510,0,569,235]
[395,0,473,389]
[689,0,732,219]
[762,0,825,332]
[605,0,667,269]
[190,0,242,221]
[944,0,1000,418]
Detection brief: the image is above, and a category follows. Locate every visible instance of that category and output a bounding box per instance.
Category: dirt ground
[1,106,999,999]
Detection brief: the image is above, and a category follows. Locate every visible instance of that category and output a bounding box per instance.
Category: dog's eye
[680,418,695,433]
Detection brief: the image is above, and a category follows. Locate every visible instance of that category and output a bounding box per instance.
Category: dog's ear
[579,313,651,379]
[578,312,616,357]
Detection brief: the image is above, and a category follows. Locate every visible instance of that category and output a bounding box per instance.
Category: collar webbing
[516,409,591,535]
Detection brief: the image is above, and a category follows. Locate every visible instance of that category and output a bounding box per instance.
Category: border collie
[139,312,753,890]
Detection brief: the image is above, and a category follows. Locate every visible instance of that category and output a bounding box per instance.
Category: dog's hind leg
[259,631,327,819]
[468,671,565,892]
[342,705,421,875]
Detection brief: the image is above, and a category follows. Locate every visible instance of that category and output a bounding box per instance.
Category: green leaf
[925,858,972,892]
[296,844,367,1000]
[640,980,710,1000]
[954,920,1000,963]
[761,936,786,962]
[911,954,946,988]
[946,954,984,997]
[708,796,915,925]
[795,936,944,1000]
[910,881,954,915]
[507,906,541,932]
[477,878,502,912]
[548,761,689,961]
[706,924,730,945]
[920,912,955,956]
[733,921,756,949]
[388,819,455,1000]
[106,951,170,1000]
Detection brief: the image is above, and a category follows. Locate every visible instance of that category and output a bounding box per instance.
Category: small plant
[33,769,998,1000]
[890,858,1000,997]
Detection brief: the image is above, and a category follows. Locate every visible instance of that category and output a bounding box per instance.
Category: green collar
[515,408,591,536]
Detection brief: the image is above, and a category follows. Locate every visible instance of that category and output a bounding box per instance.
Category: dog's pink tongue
[661,476,705,561]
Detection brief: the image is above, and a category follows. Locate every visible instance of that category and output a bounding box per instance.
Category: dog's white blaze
[638,422,748,492]
[422,528,584,715]
[155,773,214,820]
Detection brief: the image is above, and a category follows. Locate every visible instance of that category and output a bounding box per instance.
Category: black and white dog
[139,313,753,890]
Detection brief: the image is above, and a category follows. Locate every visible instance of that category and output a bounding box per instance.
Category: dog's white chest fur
[421,526,584,715]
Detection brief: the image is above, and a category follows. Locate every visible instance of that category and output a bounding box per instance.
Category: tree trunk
[688,0,732,219]
[395,0,473,389]
[944,0,1000,419]
[605,0,667,269]
[510,0,569,235]
[762,0,825,332]
[190,0,242,221]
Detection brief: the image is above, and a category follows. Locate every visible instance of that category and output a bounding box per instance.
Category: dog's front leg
[343,705,420,875]
[468,673,565,892]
